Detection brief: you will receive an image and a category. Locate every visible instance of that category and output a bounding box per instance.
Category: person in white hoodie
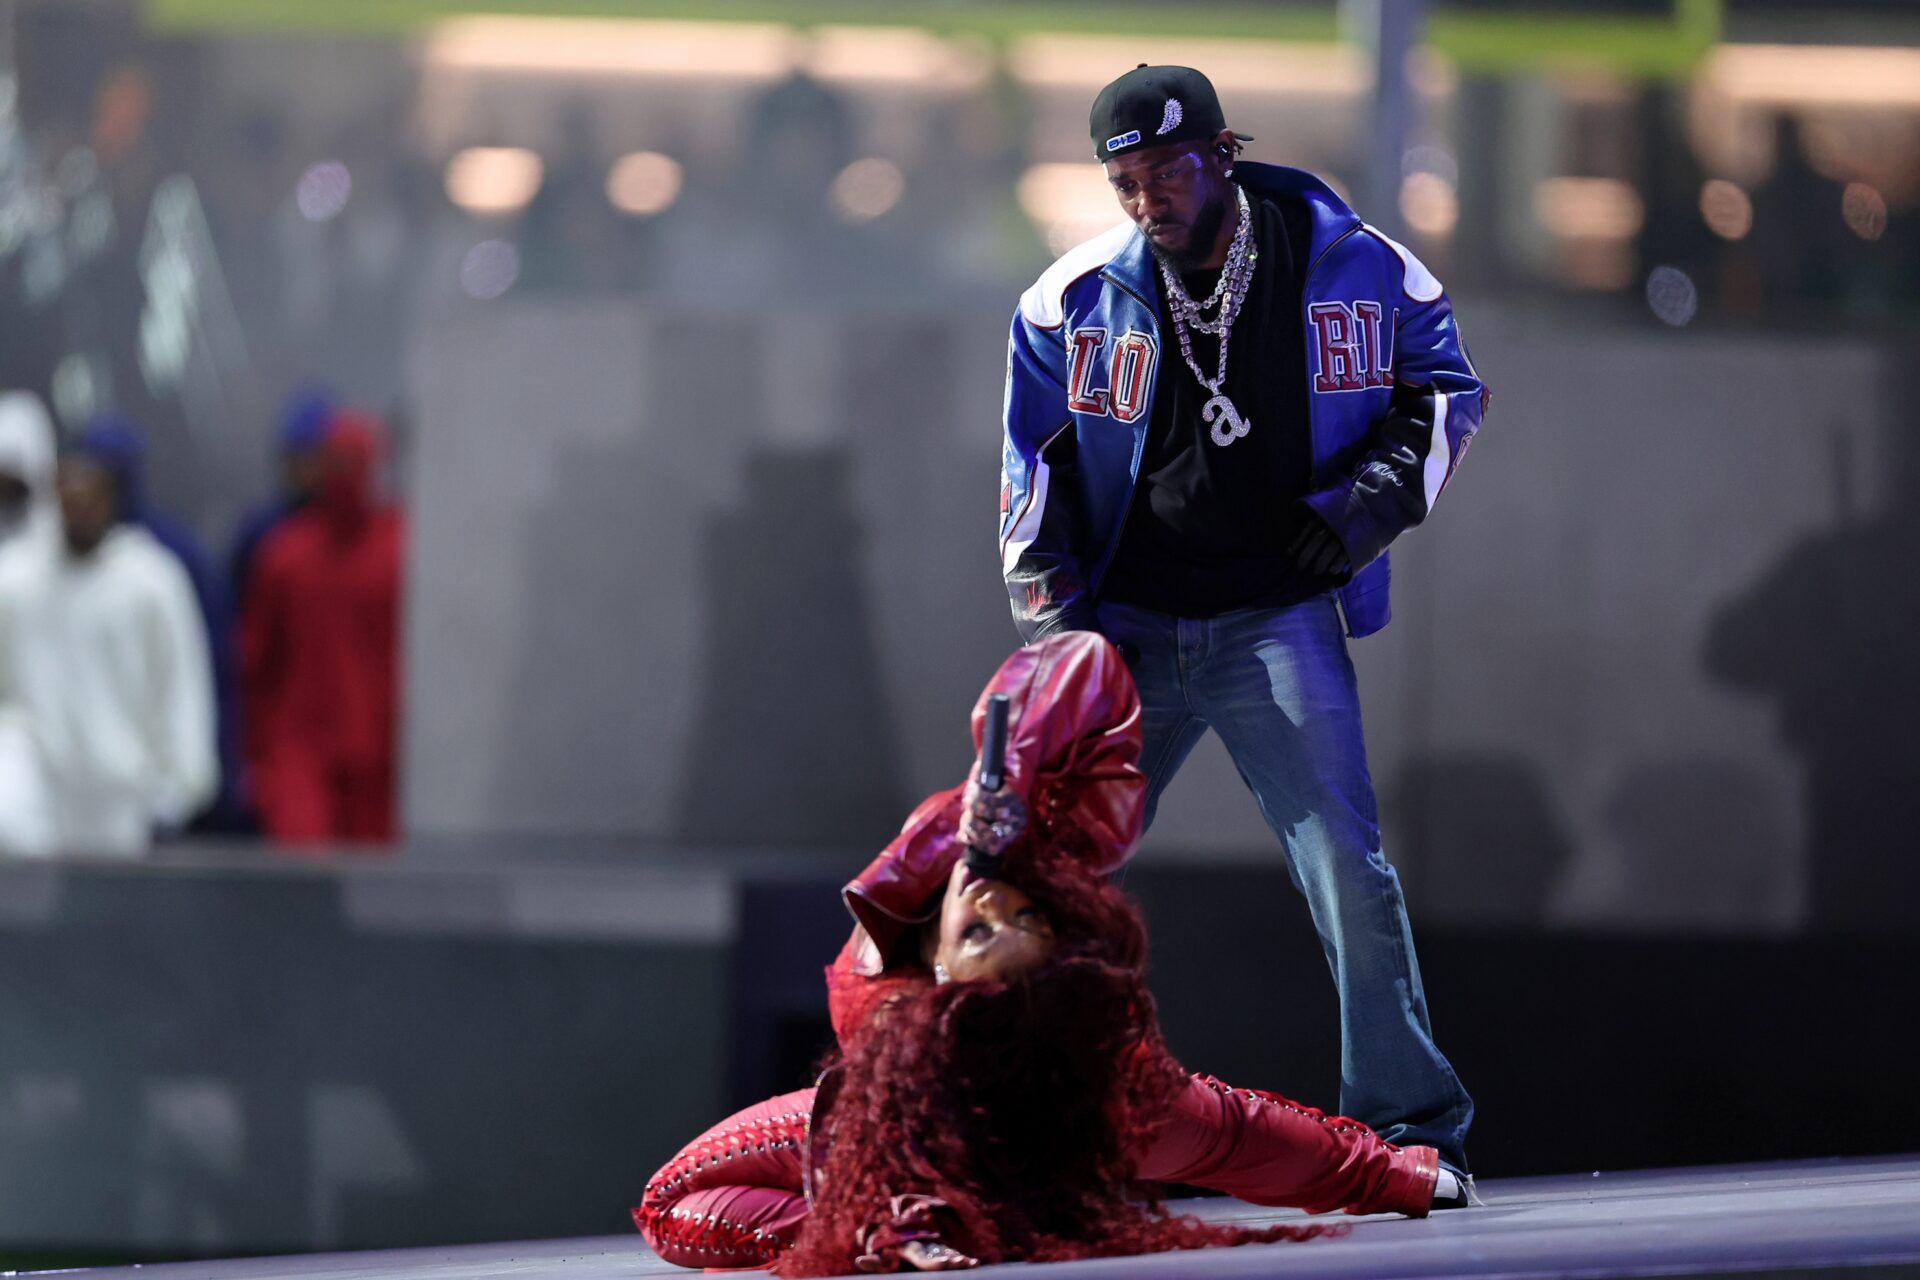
[0,393,217,856]
[0,391,64,853]
[0,391,60,559]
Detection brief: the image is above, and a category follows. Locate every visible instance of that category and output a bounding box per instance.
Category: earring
[1224,167,1234,177]
[934,963,952,985]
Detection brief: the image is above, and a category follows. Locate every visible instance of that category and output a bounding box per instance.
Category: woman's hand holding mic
[957,782,1027,859]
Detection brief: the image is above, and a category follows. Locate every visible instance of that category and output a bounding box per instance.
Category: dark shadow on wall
[1592,756,1792,930]
[672,446,908,847]
[1704,407,1919,935]
[1391,752,1574,928]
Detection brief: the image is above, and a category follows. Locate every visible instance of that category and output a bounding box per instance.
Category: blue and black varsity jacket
[998,162,1489,643]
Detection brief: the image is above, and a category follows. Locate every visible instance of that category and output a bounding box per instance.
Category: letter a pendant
[1203,393,1251,447]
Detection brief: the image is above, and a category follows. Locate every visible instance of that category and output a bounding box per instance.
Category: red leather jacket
[826,631,1144,1044]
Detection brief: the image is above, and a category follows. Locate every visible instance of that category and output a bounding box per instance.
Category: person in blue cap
[228,386,334,614]
[73,413,236,829]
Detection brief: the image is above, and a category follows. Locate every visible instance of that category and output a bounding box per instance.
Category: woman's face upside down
[925,859,1057,984]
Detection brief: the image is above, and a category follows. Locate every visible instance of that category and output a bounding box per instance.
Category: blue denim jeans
[1096,594,1473,1173]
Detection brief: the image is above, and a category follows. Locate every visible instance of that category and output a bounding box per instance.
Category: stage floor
[37,1156,1920,1280]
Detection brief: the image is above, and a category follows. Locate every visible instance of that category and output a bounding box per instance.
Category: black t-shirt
[1099,190,1325,618]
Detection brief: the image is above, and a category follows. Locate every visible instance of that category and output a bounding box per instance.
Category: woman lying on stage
[634,633,1452,1274]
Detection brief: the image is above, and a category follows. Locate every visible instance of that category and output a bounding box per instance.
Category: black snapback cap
[1090,64,1252,161]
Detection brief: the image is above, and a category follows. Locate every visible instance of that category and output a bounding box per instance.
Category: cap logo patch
[1105,129,1141,152]
[1156,98,1183,135]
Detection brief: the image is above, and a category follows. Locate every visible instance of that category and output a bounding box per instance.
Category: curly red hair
[779,847,1335,1276]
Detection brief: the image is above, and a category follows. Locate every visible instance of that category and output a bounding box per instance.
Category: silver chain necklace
[1159,185,1257,447]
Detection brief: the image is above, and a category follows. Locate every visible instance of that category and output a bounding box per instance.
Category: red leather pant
[633,1074,1437,1269]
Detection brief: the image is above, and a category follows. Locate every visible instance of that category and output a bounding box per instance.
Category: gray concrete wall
[405,299,1898,933]
[0,852,732,1257]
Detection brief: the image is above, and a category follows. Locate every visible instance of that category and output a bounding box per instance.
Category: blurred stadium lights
[1645,264,1699,327]
[402,8,1812,277]
[1405,45,1459,99]
[1400,143,1460,239]
[138,186,203,392]
[136,176,246,433]
[1402,142,1460,187]
[1535,177,1646,291]
[26,0,1909,310]
[1015,162,1123,256]
[805,26,991,90]
[444,146,543,216]
[145,0,1716,79]
[68,184,114,260]
[605,151,683,218]
[295,160,353,222]
[1550,66,1635,109]
[1797,120,1869,186]
[54,147,99,200]
[50,351,102,430]
[1399,170,1458,238]
[1700,43,1920,110]
[421,16,988,90]
[1698,178,1753,241]
[829,157,905,223]
[1009,33,1370,96]
[1842,182,1888,241]
[459,239,520,300]
[1534,176,1646,241]
[1690,51,1920,202]
[20,229,63,305]
[421,16,797,81]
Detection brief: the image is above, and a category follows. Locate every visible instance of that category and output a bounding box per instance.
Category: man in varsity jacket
[998,64,1488,1184]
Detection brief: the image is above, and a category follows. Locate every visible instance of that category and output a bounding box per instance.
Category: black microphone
[966,694,1011,877]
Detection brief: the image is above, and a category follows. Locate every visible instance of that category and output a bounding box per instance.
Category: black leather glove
[1287,508,1351,578]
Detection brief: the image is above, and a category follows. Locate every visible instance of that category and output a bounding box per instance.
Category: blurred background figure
[72,414,240,829]
[0,391,58,561]
[0,420,217,857]
[1705,392,1920,936]
[0,389,63,853]
[221,385,334,830]
[239,409,403,847]
[228,386,333,613]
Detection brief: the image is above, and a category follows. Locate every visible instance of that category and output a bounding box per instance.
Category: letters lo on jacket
[999,163,1489,643]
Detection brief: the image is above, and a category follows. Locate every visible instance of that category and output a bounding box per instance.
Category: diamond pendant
[1202,393,1250,447]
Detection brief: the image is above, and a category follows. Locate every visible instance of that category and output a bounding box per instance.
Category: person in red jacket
[634,633,1451,1274]
[238,410,403,845]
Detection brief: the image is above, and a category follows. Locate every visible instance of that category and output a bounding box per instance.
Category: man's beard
[1148,188,1231,273]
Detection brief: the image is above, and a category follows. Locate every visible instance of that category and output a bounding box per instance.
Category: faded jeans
[1096,594,1473,1172]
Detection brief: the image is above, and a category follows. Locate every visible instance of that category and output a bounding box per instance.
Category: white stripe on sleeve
[1421,391,1452,513]
[1000,424,1070,574]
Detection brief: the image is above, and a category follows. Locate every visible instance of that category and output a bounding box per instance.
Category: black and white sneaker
[1431,1166,1481,1210]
